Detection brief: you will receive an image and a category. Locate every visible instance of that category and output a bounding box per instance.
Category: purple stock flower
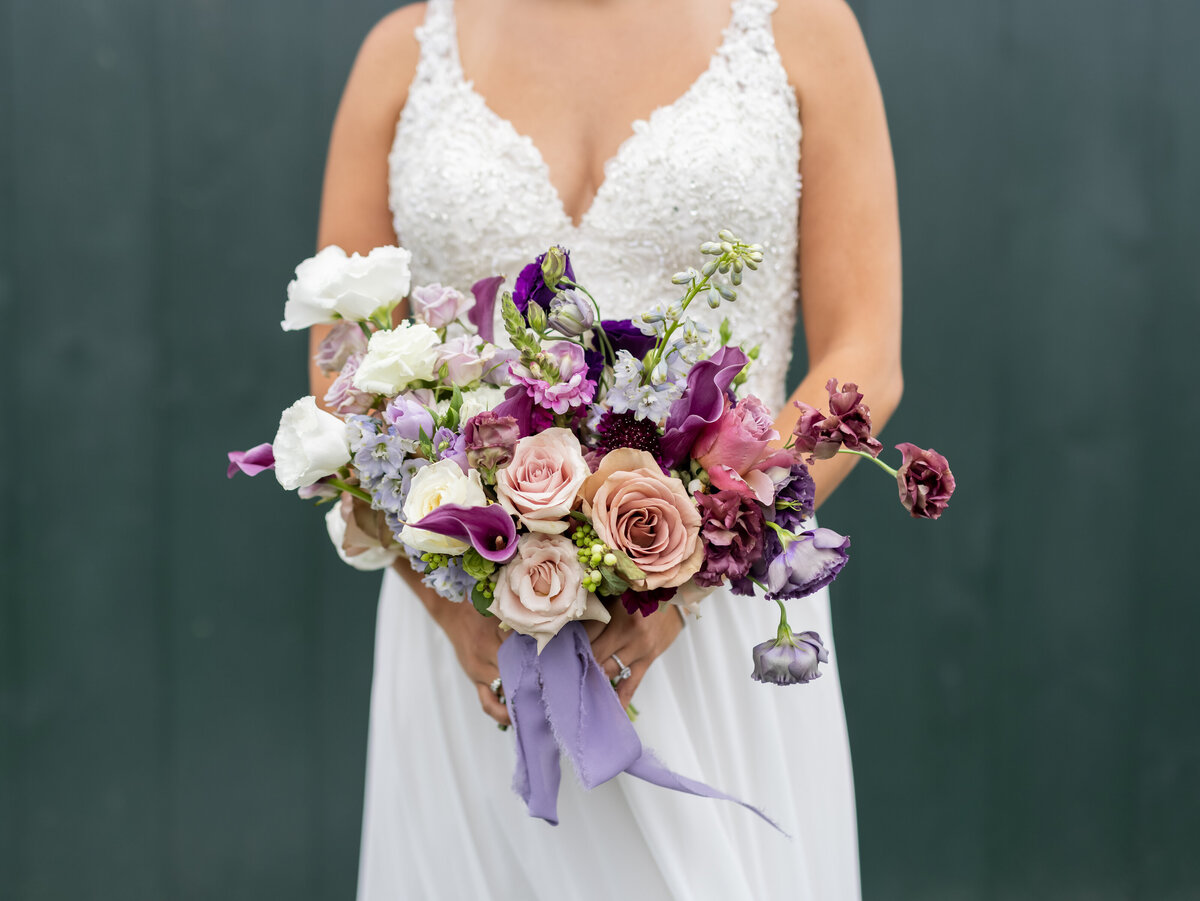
[382,394,435,442]
[694,490,766,588]
[895,443,956,520]
[512,247,574,316]
[659,346,748,467]
[751,629,829,686]
[226,443,275,478]
[765,527,850,601]
[791,378,884,462]
[313,321,368,374]
[510,341,596,415]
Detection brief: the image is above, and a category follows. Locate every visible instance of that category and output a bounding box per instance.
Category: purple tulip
[895,442,956,519]
[226,443,275,478]
[765,527,850,600]
[751,629,829,686]
[659,346,749,467]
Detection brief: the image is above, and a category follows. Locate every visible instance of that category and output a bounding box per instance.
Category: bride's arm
[309,6,422,408]
[312,6,513,727]
[774,0,904,510]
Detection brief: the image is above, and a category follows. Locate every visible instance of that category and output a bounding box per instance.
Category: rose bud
[751,629,829,686]
[765,527,850,600]
[895,443,956,519]
[547,289,595,337]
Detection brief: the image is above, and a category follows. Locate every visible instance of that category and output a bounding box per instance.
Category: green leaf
[471,583,495,617]
[609,548,647,583]
[598,567,630,597]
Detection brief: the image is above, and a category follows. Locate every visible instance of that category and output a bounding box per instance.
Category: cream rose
[495,428,589,534]
[281,244,412,330]
[581,448,703,590]
[399,458,488,554]
[352,321,440,395]
[272,396,352,491]
[488,533,610,651]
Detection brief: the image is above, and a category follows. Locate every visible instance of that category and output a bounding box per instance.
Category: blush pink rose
[692,395,785,504]
[581,448,704,591]
[488,533,610,652]
[495,428,589,534]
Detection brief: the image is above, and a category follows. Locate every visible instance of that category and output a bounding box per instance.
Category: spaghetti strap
[411,0,461,86]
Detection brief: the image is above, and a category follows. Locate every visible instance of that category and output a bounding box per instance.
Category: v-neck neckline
[442,0,746,232]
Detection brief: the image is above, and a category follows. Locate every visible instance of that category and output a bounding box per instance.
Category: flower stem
[836,448,899,478]
[329,477,372,504]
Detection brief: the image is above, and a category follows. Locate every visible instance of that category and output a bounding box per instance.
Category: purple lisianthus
[431,426,467,470]
[765,527,850,601]
[772,463,816,532]
[463,410,519,473]
[313,321,368,374]
[659,346,748,467]
[547,289,594,337]
[382,394,435,442]
[895,442,955,519]
[751,629,829,686]
[226,443,275,478]
[694,490,766,588]
[510,341,596,415]
[324,354,375,416]
[410,282,474,329]
[620,585,677,618]
[512,246,574,316]
[792,378,884,462]
[584,319,659,382]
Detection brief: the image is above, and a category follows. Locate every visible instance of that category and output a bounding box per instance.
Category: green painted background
[3,1,1198,898]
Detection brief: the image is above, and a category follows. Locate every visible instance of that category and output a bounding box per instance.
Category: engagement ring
[610,653,632,683]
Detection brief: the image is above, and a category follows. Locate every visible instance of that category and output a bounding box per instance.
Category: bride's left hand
[590,602,684,709]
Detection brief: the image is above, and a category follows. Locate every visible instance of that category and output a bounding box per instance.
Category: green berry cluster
[419,552,450,570]
[572,523,618,593]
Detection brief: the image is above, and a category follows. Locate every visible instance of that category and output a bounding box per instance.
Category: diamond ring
[489,677,503,696]
[610,653,632,683]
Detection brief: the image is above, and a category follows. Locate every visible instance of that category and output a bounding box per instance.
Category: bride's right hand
[391,559,512,727]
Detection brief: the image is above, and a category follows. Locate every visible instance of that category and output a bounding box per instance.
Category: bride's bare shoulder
[345,4,428,114]
[773,0,878,110]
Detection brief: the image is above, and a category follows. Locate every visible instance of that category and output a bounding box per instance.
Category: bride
[310,0,901,897]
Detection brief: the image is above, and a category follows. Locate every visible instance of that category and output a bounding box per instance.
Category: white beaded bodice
[389,0,802,411]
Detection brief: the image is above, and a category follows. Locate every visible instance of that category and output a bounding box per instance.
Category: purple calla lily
[411,503,518,563]
[659,346,749,467]
[469,275,505,344]
[227,443,275,479]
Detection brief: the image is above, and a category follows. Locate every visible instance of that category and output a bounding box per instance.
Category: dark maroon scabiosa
[694,490,766,588]
[791,378,884,462]
[894,443,956,519]
[620,585,677,617]
[594,410,663,461]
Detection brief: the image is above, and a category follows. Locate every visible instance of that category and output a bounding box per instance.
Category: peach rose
[488,533,610,652]
[495,428,589,534]
[581,448,704,590]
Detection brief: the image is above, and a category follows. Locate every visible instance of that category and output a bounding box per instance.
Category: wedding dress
[357,0,860,897]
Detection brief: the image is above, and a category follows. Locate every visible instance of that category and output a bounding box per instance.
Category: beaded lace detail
[389,0,801,411]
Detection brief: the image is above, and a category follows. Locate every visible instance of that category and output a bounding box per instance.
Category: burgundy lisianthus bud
[895,443,955,519]
[620,585,677,618]
[694,490,766,588]
[791,378,883,461]
[314,321,369,374]
[751,629,828,686]
[463,411,520,473]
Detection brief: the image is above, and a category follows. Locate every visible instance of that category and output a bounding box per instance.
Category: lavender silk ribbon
[497,621,785,834]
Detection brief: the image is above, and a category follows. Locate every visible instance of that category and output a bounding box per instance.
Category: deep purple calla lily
[226,443,275,479]
[468,275,505,344]
[411,503,518,563]
[659,346,749,467]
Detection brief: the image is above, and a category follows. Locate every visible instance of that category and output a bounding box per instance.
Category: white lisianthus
[399,458,488,555]
[281,244,412,331]
[352,322,440,395]
[273,396,352,491]
[324,503,400,571]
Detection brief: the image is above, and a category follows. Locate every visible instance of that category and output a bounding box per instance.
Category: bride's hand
[590,602,684,709]
[392,559,512,727]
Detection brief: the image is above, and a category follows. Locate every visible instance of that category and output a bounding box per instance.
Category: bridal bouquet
[229,231,954,826]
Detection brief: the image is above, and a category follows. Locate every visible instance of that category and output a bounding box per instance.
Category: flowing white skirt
[356,565,861,900]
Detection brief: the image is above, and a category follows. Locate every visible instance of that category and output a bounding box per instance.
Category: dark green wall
[2,1,1197,898]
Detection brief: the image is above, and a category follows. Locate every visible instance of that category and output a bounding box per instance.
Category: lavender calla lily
[659,346,748,467]
[411,503,518,563]
[469,275,505,344]
[226,443,275,479]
